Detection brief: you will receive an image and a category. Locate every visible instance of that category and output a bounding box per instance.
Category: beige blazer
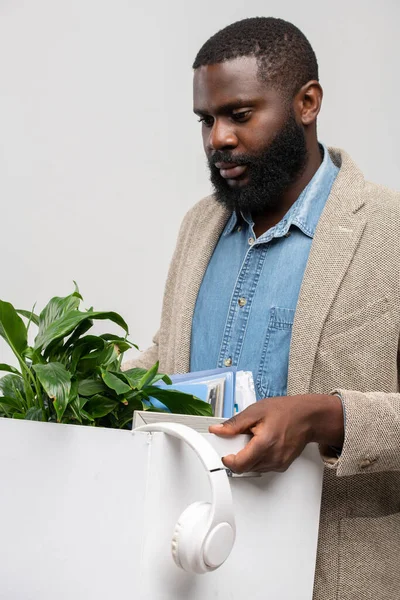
[126,148,400,600]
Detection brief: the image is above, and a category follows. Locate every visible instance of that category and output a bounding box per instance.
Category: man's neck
[252,143,323,239]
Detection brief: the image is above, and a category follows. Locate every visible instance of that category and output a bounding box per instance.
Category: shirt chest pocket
[256,306,295,400]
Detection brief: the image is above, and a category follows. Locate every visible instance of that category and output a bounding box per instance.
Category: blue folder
[151,367,236,418]
[147,382,209,412]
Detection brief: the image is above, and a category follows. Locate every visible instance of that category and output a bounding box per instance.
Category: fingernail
[212,424,224,429]
[222,454,235,466]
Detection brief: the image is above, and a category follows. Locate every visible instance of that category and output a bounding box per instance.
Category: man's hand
[209,394,344,474]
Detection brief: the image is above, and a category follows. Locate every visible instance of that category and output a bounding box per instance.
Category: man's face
[193,56,308,214]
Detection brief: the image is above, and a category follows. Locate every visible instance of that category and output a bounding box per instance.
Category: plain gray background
[0,0,399,364]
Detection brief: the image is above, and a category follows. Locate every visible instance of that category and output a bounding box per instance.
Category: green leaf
[63,319,94,352]
[137,361,159,390]
[0,364,22,376]
[58,381,79,423]
[100,334,138,352]
[35,286,82,348]
[25,407,46,421]
[151,373,173,385]
[100,369,131,395]
[84,395,118,418]
[17,309,40,326]
[0,395,24,411]
[78,344,119,373]
[79,407,95,422]
[123,364,172,389]
[121,367,147,388]
[0,403,11,417]
[73,395,89,411]
[72,335,105,352]
[78,378,107,397]
[22,347,46,365]
[145,386,213,416]
[68,379,79,404]
[0,300,28,358]
[33,362,72,422]
[42,338,65,362]
[116,399,147,429]
[68,394,90,423]
[0,374,26,400]
[70,336,105,372]
[121,365,171,390]
[35,310,129,352]
[0,395,25,416]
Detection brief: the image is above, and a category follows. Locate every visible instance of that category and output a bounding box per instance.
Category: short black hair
[193,17,319,98]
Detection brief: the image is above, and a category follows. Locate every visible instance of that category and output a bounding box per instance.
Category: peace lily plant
[0,285,212,428]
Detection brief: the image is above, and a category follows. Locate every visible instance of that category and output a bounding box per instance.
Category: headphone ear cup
[171,501,212,574]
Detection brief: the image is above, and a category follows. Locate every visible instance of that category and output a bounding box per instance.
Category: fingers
[221,436,265,474]
[209,405,261,436]
[227,441,306,474]
[208,395,311,473]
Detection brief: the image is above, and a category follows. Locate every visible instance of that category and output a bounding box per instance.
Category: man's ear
[294,81,323,126]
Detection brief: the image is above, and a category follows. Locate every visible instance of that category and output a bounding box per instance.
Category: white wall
[1,0,399,365]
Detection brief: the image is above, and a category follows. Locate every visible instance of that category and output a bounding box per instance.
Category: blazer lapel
[287,149,367,395]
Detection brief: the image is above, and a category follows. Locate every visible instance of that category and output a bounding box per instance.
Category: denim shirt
[190,145,339,400]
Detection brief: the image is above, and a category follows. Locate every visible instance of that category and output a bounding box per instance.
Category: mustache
[208,151,255,168]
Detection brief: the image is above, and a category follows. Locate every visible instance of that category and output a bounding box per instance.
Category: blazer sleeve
[321,376,400,476]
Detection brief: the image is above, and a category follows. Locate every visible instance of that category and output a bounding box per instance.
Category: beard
[207,110,308,215]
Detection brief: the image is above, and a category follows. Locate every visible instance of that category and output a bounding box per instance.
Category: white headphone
[135,422,236,575]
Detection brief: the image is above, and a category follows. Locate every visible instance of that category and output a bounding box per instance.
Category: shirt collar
[286,143,339,239]
[224,210,242,235]
[223,144,339,239]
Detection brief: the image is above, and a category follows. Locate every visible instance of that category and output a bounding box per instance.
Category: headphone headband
[135,422,236,573]
[135,421,224,471]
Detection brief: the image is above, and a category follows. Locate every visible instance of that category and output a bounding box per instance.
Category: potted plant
[0,284,212,427]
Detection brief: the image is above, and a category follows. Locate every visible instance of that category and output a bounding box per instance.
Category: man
[127,17,400,600]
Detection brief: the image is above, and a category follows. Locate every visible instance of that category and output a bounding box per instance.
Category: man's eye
[198,116,214,127]
[233,110,251,122]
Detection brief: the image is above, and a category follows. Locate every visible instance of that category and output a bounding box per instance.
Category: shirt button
[238,297,247,307]
[248,237,255,245]
[237,226,242,232]
[284,231,291,238]
[224,358,232,367]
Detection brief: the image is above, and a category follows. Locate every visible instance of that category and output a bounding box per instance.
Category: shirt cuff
[328,392,346,459]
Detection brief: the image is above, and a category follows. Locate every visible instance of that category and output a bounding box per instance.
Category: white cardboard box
[0,417,323,599]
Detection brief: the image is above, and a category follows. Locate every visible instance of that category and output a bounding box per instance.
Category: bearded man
[126,17,400,600]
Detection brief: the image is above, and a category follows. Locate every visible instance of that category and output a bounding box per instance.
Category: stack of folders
[147,367,257,418]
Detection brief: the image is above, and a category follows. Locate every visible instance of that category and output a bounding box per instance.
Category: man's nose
[207,119,238,151]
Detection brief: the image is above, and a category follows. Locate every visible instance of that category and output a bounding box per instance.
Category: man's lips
[214,162,247,179]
